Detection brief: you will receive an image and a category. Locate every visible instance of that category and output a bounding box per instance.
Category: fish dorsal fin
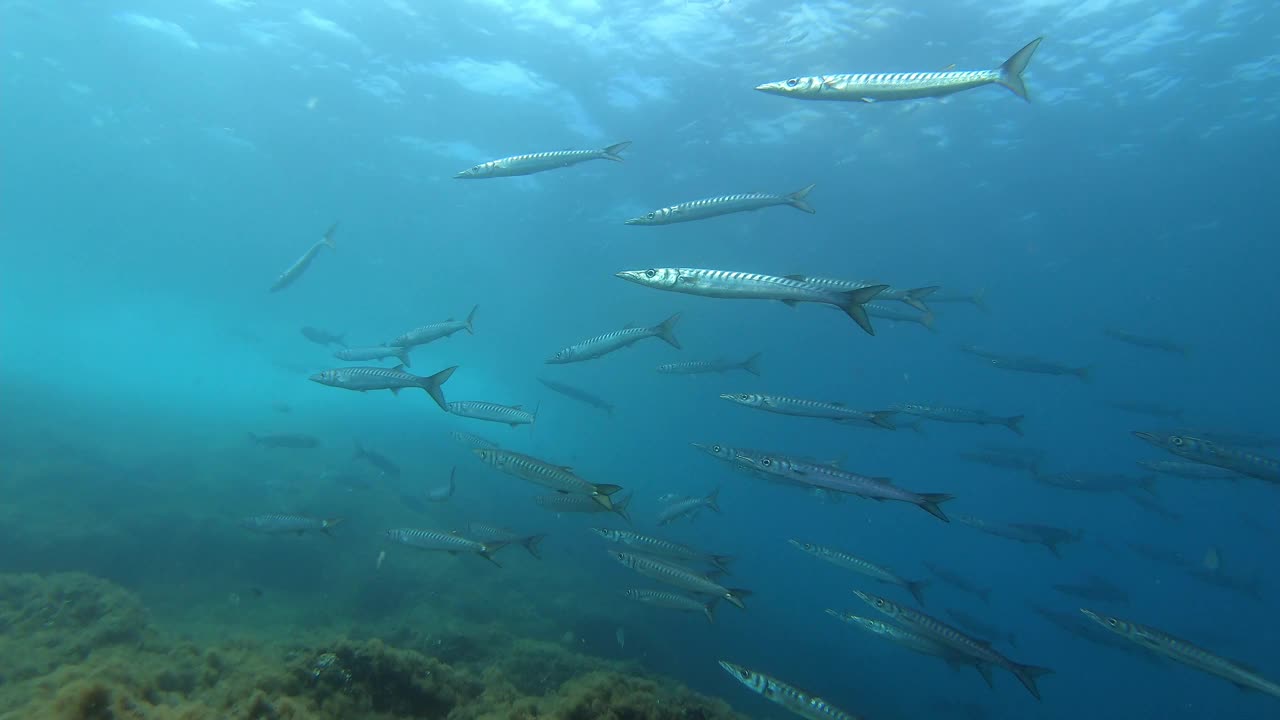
[511,404,523,410]
[393,364,407,372]
[558,465,574,472]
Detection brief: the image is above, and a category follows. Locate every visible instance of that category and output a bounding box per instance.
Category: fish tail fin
[591,485,621,511]
[653,312,682,349]
[321,222,339,248]
[447,467,457,496]
[907,580,929,606]
[421,365,458,411]
[741,352,763,376]
[971,288,989,312]
[703,597,720,624]
[1075,366,1093,383]
[786,183,817,214]
[464,305,478,335]
[869,411,897,430]
[396,347,411,368]
[903,285,940,312]
[725,588,752,610]
[612,494,633,524]
[838,285,886,335]
[1006,415,1025,436]
[975,663,995,689]
[1011,663,1052,701]
[336,333,348,348]
[704,487,722,514]
[918,493,954,523]
[523,534,546,559]
[919,312,938,332]
[996,37,1043,102]
[600,140,632,161]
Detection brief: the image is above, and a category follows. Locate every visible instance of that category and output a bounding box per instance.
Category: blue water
[2,1,1279,718]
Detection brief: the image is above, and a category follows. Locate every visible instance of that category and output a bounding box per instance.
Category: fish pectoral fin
[389,388,401,396]
[857,97,877,103]
[779,300,799,308]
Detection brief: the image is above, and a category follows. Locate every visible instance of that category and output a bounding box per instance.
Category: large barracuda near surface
[454,141,631,178]
[756,38,1043,103]
[625,184,816,225]
[616,268,886,336]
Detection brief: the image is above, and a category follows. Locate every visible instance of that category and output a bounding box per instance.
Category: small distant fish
[866,303,936,331]
[656,488,721,526]
[945,607,1019,648]
[592,528,733,572]
[623,589,719,623]
[270,223,338,292]
[790,540,927,605]
[241,514,341,536]
[657,353,762,377]
[624,184,817,226]
[535,492,631,522]
[335,345,412,367]
[310,364,457,412]
[615,626,625,650]
[301,326,346,347]
[454,142,631,179]
[247,432,318,449]
[447,401,536,427]
[427,467,456,502]
[1080,610,1280,698]
[537,377,616,415]
[961,345,1091,383]
[1137,459,1241,481]
[923,562,991,604]
[1103,328,1189,356]
[448,429,500,450]
[929,288,988,311]
[615,268,885,336]
[1106,400,1183,419]
[956,515,1081,559]
[957,446,1043,475]
[547,314,682,364]
[353,440,401,479]
[891,403,1022,435]
[466,524,545,559]
[720,393,896,430]
[388,306,477,349]
[755,38,1043,103]
[1133,431,1280,484]
[1052,575,1129,605]
[1031,469,1158,498]
[718,661,858,720]
[609,551,751,609]
[384,528,506,566]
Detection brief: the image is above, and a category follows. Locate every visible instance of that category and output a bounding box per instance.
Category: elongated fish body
[536,377,616,415]
[389,306,477,348]
[384,528,505,565]
[1137,459,1242,481]
[610,551,750,609]
[241,514,340,535]
[1081,610,1280,698]
[1103,328,1189,356]
[448,430,499,450]
[548,313,681,363]
[789,541,926,605]
[301,326,346,347]
[962,345,1091,382]
[658,353,762,376]
[958,448,1041,474]
[718,661,859,720]
[1173,429,1280,449]
[855,591,1051,700]
[923,562,991,604]
[947,608,1019,648]
[1133,432,1280,483]
[447,401,536,427]
[454,141,631,179]
[1032,470,1156,496]
[756,38,1043,104]
[353,441,401,478]
[467,524,545,559]
[866,303,935,331]
[623,589,719,623]
[247,432,318,449]
[956,515,1081,558]
[535,492,632,522]
[892,403,1022,435]
[616,268,886,335]
[800,276,940,313]
[656,488,720,526]
[270,223,338,292]
[930,288,987,310]
[1106,400,1183,418]
[625,185,816,225]
[721,393,897,430]
[826,611,992,684]
[592,528,732,572]
[736,453,953,522]
[334,345,411,366]
[473,448,621,507]
[310,364,456,411]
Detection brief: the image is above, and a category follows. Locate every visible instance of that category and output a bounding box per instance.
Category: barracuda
[472,448,622,507]
[735,453,953,522]
[547,313,681,363]
[616,267,885,335]
[799,276,939,312]
[309,364,456,411]
[333,345,412,366]
[891,403,1023,435]
[657,352,762,376]
[721,392,897,429]
[534,492,632,522]
[446,401,536,427]
[270,223,338,292]
[454,141,631,178]
[536,377,616,416]
[384,528,507,566]
[610,551,750,609]
[388,306,477,348]
[624,589,720,623]
[790,541,927,605]
[865,303,935,331]
[718,661,860,720]
[756,38,1043,103]
[1133,431,1280,484]
[625,184,816,225]
[825,610,994,687]
[592,528,732,572]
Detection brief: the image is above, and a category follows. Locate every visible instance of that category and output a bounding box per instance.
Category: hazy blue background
[2,1,1279,718]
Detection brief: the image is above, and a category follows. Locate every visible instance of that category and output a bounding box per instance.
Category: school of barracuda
[247,35,1280,720]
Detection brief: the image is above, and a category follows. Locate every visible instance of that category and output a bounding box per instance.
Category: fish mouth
[689,442,708,451]
[754,82,783,94]
[851,590,874,604]
[622,217,644,225]
[614,270,642,282]
[307,372,324,382]
[1079,608,1105,624]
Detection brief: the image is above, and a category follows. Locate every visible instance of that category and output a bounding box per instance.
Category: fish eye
[1107,618,1118,627]
[739,394,750,400]
[1172,437,1184,447]
[786,78,799,87]
[803,543,813,550]
[646,212,655,220]
[712,445,721,452]
[761,458,772,467]
[875,599,885,607]
[645,269,656,278]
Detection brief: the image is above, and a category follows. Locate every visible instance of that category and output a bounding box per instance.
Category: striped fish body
[241,514,335,535]
[625,186,815,226]
[593,528,731,570]
[535,493,613,514]
[309,365,455,411]
[865,303,934,329]
[610,551,748,608]
[718,662,859,720]
[473,448,620,507]
[385,528,488,554]
[454,142,630,179]
[721,393,895,429]
[547,327,670,364]
[1137,460,1241,480]
[657,353,761,376]
[447,401,535,427]
[624,589,718,622]
[1138,433,1280,483]
[790,541,909,589]
[391,320,468,348]
[830,612,958,659]
[800,276,938,312]
[448,430,500,449]
[334,345,410,364]
[466,524,544,558]
[270,223,338,292]
[742,455,952,522]
[894,404,1021,434]
[656,490,719,526]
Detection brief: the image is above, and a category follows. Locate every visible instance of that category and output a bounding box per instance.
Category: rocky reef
[0,573,744,720]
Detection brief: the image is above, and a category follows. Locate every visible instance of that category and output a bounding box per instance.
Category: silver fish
[956,514,1081,558]
[961,345,1091,382]
[535,492,632,522]
[736,453,953,522]
[353,440,400,478]
[930,288,987,311]
[537,377,616,415]
[592,528,732,572]
[718,661,858,720]
[789,540,927,605]
[720,393,896,430]
[454,141,631,179]
[548,313,681,363]
[270,223,337,292]
[615,268,885,336]
[334,345,411,366]
[384,528,506,566]
[623,589,719,623]
[301,326,346,347]
[798,276,939,313]
[657,353,762,377]
[1103,328,1190,356]
[756,38,1042,103]
[240,514,341,535]
[388,306,477,348]
[426,467,456,502]
[1133,431,1279,484]
[466,524,545,559]
[448,430,500,450]
[826,611,993,687]
[609,551,750,609]
[624,184,816,225]
[473,448,621,508]
[656,488,720,526]
[865,303,935,331]
[447,401,536,427]
[890,403,1022,435]
[309,364,456,412]
[1137,459,1242,481]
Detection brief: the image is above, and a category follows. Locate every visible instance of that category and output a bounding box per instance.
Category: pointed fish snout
[1131,431,1158,444]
